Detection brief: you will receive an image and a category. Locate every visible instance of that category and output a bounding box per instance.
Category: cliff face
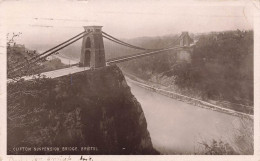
[7,65,157,155]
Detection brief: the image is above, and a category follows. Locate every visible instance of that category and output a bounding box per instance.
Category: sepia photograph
[0,0,257,157]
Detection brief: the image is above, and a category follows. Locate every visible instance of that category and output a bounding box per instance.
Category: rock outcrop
[7,65,158,155]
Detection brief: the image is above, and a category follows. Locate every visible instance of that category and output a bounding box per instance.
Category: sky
[0,0,256,46]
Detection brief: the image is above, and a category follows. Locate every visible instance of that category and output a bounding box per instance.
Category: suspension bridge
[8,26,194,80]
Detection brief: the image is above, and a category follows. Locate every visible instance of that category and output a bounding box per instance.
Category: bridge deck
[8,66,90,82]
[38,66,90,79]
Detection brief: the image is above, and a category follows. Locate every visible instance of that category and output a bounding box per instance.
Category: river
[126,80,253,154]
[52,56,253,154]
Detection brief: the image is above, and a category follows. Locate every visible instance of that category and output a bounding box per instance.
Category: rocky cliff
[7,65,158,155]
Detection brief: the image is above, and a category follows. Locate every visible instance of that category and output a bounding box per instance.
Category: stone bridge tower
[179,32,193,47]
[176,32,194,63]
[79,26,106,68]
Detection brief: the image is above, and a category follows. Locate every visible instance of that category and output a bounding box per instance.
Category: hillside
[108,30,254,114]
[7,44,67,78]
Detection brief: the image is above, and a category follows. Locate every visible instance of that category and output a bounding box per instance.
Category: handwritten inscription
[80,156,93,161]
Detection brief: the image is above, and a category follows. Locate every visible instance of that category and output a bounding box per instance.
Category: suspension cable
[107,46,181,64]
[102,31,182,51]
[102,32,156,50]
[10,31,92,74]
[103,35,149,50]
[163,34,182,48]
[10,31,86,70]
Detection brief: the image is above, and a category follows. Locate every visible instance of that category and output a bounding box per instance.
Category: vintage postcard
[0,0,259,160]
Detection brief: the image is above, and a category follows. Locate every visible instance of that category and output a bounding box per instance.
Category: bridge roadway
[8,66,90,82]
[106,46,181,64]
[10,43,186,82]
[10,46,181,82]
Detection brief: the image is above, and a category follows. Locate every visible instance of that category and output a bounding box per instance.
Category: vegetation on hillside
[171,30,253,106]
[111,30,253,113]
[7,33,67,79]
[197,117,253,155]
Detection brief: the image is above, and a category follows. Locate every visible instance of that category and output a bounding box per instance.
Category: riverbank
[123,72,253,119]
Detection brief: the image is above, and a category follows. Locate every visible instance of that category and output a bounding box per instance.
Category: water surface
[127,80,252,154]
